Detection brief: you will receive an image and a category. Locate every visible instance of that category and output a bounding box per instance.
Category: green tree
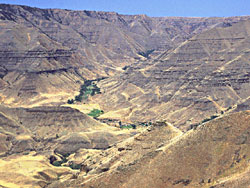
[67,99,74,104]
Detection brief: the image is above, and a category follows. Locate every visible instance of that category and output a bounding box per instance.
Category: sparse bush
[202,118,210,124]
[75,95,83,102]
[52,161,63,167]
[52,154,69,167]
[138,49,154,58]
[67,99,74,104]
[201,115,219,124]
[88,109,104,118]
[120,124,137,129]
[210,115,218,120]
[69,163,81,170]
[68,79,103,104]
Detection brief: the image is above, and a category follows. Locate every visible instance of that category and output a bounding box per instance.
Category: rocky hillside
[0,4,249,188]
[0,4,249,106]
[0,105,136,187]
[0,105,134,156]
[96,19,250,130]
[58,111,249,188]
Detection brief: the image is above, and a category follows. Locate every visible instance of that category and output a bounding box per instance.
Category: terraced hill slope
[96,19,250,130]
[0,105,135,187]
[0,4,249,188]
[0,4,249,106]
[64,111,250,188]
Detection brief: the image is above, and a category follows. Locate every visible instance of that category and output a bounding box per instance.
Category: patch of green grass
[67,78,105,104]
[88,109,104,118]
[121,125,133,129]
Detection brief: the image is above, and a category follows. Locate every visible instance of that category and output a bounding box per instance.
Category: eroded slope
[0,4,249,107]
[0,105,135,187]
[96,19,250,129]
[80,111,250,188]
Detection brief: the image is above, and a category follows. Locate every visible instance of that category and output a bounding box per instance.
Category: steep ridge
[76,111,250,188]
[0,4,249,106]
[96,19,250,130]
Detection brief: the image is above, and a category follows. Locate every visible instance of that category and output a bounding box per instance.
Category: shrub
[67,99,74,104]
[120,124,136,129]
[201,115,219,124]
[202,118,210,124]
[88,109,104,118]
[210,115,218,120]
[69,163,81,170]
[70,79,102,103]
[75,95,83,102]
[52,154,69,167]
[52,161,63,167]
[138,49,154,58]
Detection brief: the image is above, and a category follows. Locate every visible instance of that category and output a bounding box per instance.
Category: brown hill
[96,19,250,130]
[0,105,137,187]
[0,105,134,156]
[0,4,249,188]
[0,4,249,106]
[70,111,249,188]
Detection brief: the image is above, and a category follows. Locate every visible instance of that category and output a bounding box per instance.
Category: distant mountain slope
[96,19,250,129]
[0,4,249,106]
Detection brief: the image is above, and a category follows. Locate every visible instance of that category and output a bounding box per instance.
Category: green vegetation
[120,124,136,129]
[52,160,64,167]
[69,163,81,170]
[119,121,156,129]
[119,121,154,129]
[52,153,69,167]
[201,115,218,124]
[52,154,81,170]
[88,109,104,118]
[138,49,154,58]
[67,99,74,104]
[139,122,152,126]
[67,78,105,104]
[189,114,219,130]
